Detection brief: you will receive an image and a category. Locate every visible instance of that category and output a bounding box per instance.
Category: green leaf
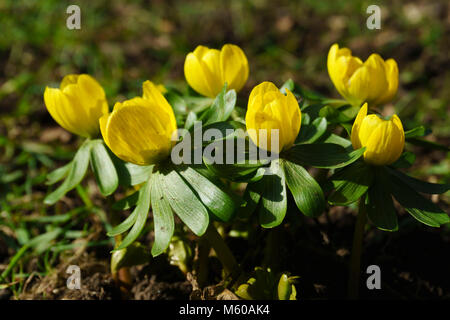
[406,138,450,152]
[114,159,153,187]
[318,131,352,148]
[202,84,237,124]
[302,103,325,117]
[90,140,119,196]
[111,191,139,211]
[198,121,246,145]
[222,89,237,121]
[259,160,287,228]
[319,104,359,123]
[150,171,175,257]
[386,167,450,194]
[390,174,450,227]
[111,242,151,274]
[45,162,71,185]
[296,117,327,144]
[176,165,236,222]
[238,180,264,220]
[390,151,416,168]
[161,167,209,236]
[107,209,139,237]
[328,161,374,205]
[285,143,365,169]
[366,171,398,231]
[204,156,269,182]
[283,159,325,217]
[185,96,214,113]
[280,79,295,94]
[44,140,92,205]
[404,125,429,139]
[295,85,325,101]
[114,179,151,250]
[166,92,188,126]
[184,111,197,131]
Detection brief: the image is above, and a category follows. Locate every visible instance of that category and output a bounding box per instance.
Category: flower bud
[44,74,109,138]
[184,44,249,98]
[100,81,177,166]
[351,103,405,165]
[327,44,398,106]
[245,82,301,152]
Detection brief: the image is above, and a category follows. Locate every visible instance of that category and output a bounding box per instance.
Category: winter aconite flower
[184,44,249,98]
[99,81,177,166]
[44,74,109,138]
[245,82,301,152]
[351,103,404,166]
[327,43,398,107]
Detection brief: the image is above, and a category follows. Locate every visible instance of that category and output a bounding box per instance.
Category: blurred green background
[0,0,449,299]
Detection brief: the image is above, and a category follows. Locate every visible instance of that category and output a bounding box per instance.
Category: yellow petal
[184,52,214,97]
[99,113,110,147]
[328,44,363,101]
[375,59,399,105]
[386,114,405,164]
[350,103,368,149]
[328,44,398,107]
[142,80,177,134]
[285,89,301,149]
[363,117,404,165]
[60,74,80,90]
[185,44,249,97]
[248,81,278,106]
[220,44,249,92]
[62,83,103,137]
[358,114,384,147]
[45,74,108,138]
[44,87,78,135]
[245,83,300,152]
[104,101,175,165]
[199,48,223,97]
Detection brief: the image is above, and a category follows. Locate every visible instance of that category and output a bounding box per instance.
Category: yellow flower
[44,74,109,138]
[245,82,301,152]
[184,44,249,98]
[99,81,177,166]
[327,43,398,107]
[351,103,405,166]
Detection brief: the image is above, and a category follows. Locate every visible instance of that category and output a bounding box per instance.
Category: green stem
[321,99,348,106]
[0,244,30,283]
[348,198,367,299]
[196,237,211,287]
[203,223,240,279]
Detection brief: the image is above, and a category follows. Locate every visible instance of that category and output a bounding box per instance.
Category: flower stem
[195,237,211,287]
[348,198,367,299]
[203,223,240,279]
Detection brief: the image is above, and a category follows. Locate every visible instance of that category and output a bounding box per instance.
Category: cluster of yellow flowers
[43,43,404,167]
